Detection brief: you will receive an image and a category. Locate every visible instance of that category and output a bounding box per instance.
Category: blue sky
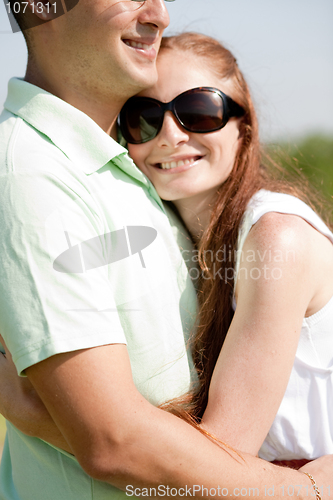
[1,0,332,141]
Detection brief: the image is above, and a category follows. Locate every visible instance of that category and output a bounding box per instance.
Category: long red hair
[159,33,332,423]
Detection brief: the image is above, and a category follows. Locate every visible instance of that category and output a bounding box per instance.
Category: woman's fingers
[299,455,333,499]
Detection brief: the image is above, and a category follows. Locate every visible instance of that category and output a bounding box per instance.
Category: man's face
[56,0,170,101]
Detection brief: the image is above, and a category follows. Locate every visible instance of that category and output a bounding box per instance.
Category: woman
[0,32,332,477]
[118,32,333,464]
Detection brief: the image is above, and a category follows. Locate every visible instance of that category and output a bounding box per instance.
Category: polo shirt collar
[4,78,148,184]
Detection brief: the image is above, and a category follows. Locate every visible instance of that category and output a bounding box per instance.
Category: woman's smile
[151,155,205,172]
[128,50,241,205]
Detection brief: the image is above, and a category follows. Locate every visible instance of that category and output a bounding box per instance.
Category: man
[0,1,331,499]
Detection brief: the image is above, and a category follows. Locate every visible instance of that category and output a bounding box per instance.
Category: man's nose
[138,0,170,31]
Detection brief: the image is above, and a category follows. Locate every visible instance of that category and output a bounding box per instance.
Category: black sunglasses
[118,87,245,145]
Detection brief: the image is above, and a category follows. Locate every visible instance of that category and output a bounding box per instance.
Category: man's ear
[26,0,61,21]
[7,0,79,34]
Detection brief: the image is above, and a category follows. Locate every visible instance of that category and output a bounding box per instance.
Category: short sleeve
[0,170,126,375]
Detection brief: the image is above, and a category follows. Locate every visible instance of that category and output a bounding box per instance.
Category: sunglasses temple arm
[229,100,245,118]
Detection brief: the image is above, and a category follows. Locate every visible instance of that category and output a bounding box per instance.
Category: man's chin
[128,70,159,95]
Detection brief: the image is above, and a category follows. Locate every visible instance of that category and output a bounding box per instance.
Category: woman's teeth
[124,40,153,51]
[160,158,198,170]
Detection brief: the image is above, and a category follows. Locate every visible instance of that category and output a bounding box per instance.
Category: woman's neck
[173,191,217,244]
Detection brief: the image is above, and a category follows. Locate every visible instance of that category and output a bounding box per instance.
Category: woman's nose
[156,111,190,148]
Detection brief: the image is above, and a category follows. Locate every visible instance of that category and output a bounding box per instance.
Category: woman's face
[127,50,242,204]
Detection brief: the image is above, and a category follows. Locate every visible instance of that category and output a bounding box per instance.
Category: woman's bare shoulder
[243,211,333,315]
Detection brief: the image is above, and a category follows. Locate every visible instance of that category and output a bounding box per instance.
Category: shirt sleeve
[0,169,127,375]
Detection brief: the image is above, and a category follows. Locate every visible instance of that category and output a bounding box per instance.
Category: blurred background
[0,0,332,455]
[165,0,333,200]
[1,0,333,199]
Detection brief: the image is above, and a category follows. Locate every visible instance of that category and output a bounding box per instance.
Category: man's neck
[25,64,124,137]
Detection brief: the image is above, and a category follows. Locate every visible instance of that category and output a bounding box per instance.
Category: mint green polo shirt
[0,78,197,500]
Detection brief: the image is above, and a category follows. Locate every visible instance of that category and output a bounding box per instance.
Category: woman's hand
[0,334,42,432]
[299,455,333,499]
[0,335,72,452]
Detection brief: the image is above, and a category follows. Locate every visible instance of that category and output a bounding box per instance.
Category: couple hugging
[0,1,332,499]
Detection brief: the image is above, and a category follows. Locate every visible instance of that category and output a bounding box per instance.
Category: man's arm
[0,169,330,495]
[0,339,331,497]
[24,343,331,499]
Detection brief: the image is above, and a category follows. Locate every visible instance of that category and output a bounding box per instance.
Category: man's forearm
[0,367,317,497]
[0,379,316,498]
[25,346,328,499]
[88,400,316,499]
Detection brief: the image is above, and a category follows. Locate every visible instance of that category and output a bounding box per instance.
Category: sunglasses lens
[176,90,223,132]
[119,89,231,144]
[121,100,162,144]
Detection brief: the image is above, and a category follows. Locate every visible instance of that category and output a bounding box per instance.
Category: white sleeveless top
[234,189,333,461]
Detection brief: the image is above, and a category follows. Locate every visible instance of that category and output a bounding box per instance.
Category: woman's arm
[201,212,332,456]
[0,321,332,495]
[0,335,71,452]
[0,213,330,460]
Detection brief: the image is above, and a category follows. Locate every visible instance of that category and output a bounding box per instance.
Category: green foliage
[265,134,333,199]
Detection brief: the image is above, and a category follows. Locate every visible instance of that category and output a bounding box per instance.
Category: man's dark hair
[8,0,80,31]
[9,0,29,29]
[8,0,78,35]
